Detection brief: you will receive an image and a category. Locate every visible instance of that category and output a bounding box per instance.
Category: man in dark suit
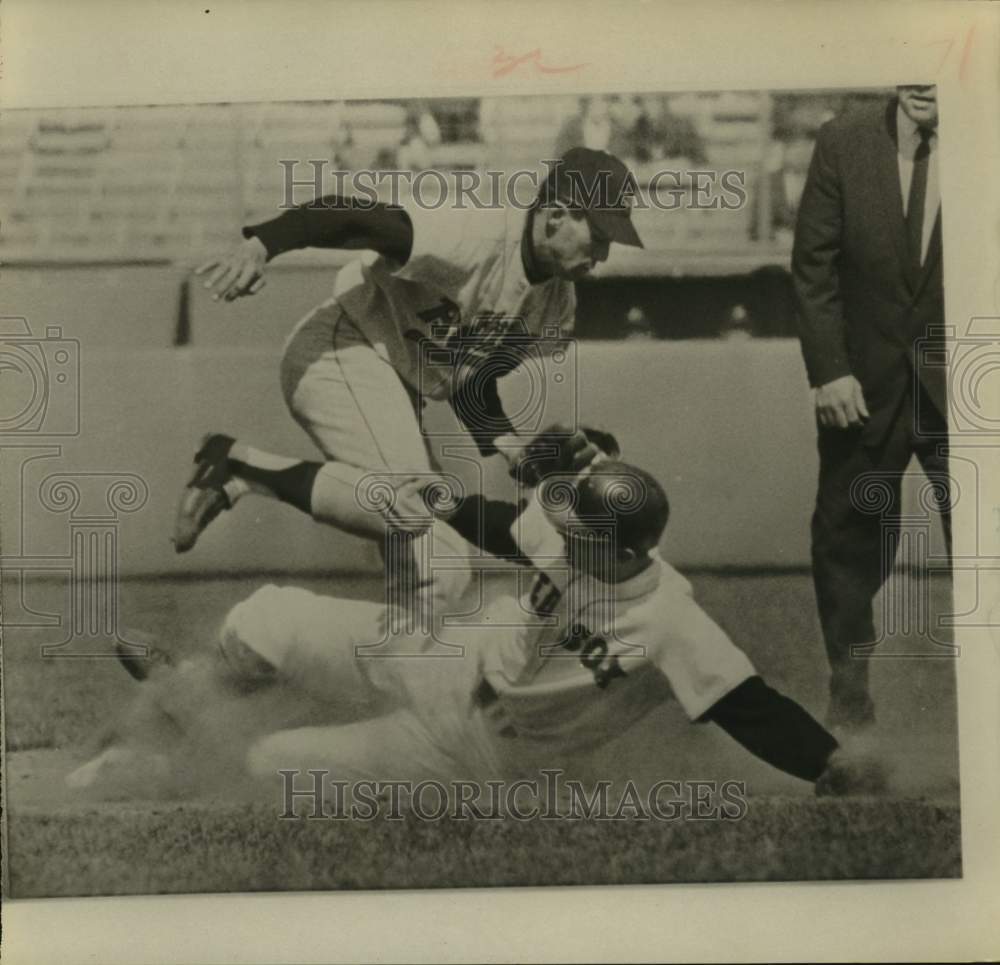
[792,85,949,729]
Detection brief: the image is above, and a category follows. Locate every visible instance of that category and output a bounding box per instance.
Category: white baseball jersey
[330,203,576,400]
[479,494,756,754]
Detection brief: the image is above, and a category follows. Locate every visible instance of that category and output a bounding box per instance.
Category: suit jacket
[792,99,946,445]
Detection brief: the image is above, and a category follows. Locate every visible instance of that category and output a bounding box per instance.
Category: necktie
[906,127,932,270]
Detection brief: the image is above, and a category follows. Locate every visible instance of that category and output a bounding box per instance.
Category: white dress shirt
[895,104,940,264]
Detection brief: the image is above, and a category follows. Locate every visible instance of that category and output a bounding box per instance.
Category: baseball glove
[815,748,890,797]
[508,424,621,488]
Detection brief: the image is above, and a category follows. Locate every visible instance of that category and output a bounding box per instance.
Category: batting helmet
[568,459,669,555]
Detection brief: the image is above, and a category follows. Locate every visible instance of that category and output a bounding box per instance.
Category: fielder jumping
[174,147,642,558]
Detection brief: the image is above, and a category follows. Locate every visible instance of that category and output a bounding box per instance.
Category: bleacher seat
[125,226,196,252]
[29,159,98,179]
[343,102,407,129]
[101,172,173,192]
[13,194,89,219]
[24,174,90,195]
[175,173,238,194]
[167,197,235,219]
[249,138,336,159]
[344,128,403,156]
[427,142,487,171]
[0,137,29,159]
[110,129,186,151]
[0,93,791,264]
[29,130,112,155]
[94,198,168,219]
[0,112,38,133]
[0,222,42,248]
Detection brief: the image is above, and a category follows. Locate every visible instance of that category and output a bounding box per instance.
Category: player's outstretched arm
[703,676,838,782]
[704,675,888,795]
[196,197,415,302]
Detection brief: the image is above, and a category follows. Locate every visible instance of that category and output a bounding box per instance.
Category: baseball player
[70,433,882,797]
[462,461,859,786]
[169,452,884,796]
[174,147,643,557]
[67,429,618,793]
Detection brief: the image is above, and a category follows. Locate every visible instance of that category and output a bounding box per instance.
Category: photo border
[2,1,998,962]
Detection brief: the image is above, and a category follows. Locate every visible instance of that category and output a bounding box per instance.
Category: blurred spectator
[775,136,814,235]
[606,94,653,165]
[650,97,708,166]
[754,134,815,244]
[373,146,398,170]
[554,96,625,157]
[397,105,442,172]
[557,94,708,169]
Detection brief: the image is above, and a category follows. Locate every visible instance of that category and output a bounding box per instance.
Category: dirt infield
[2,571,962,896]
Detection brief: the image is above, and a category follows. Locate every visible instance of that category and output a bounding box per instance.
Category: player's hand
[814,375,869,429]
[373,475,438,535]
[383,474,464,533]
[195,236,269,302]
[504,425,612,488]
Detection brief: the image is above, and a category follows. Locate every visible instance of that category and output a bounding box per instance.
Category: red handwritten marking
[492,47,588,78]
[959,21,977,86]
[925,36,956,76]
[926,22,977,83]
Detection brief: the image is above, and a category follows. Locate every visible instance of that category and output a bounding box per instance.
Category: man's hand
[195,236,269,302]
[815,375,869,429]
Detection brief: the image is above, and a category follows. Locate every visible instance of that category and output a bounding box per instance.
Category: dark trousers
[811,385,950,710]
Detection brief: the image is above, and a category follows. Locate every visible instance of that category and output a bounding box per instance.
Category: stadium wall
[2,267,944,577]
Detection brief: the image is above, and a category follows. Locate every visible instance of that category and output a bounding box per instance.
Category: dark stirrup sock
[228,459,321,515]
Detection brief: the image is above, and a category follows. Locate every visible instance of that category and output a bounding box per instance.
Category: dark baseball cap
[541,147,644,249]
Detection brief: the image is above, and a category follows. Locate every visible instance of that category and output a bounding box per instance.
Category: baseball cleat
[173,433,235,553]
[66,745,139,789]
[65,745,171,791]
